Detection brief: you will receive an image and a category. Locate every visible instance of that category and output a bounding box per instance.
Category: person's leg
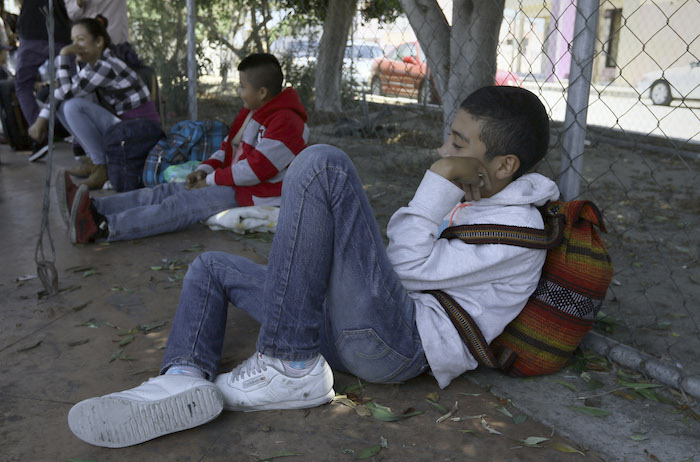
[161,251,268,379]
[213,145,426,411]
[57,97,120,165]
[14,40,47,125]
[102,184,239,241]
[256,144,426,381]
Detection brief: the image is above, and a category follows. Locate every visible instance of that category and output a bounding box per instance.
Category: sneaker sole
[56,170,70,228]
[28,145,49,162]
[68,185,87,244]
[67,385,224,448]
[223,387,335,412]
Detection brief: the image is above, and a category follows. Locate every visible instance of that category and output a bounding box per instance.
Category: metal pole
[558,0,599,200]
[187,0,197,120]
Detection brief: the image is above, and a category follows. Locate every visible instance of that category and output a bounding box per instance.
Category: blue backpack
[142,120,229,187]
[105,118,165,192]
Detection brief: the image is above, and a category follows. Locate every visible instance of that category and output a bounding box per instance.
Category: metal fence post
[558,0,599,200]
[187,0,197,121]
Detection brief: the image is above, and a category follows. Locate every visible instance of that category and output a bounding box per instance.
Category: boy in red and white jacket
[61,53,309,243]
[189,84,309,206]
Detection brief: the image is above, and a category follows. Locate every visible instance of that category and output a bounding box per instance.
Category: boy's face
[238,71,266,110]
[438,109,491,163]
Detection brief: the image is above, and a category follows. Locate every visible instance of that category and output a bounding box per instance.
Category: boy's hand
[185,170,207,190]
[430,157,492,202]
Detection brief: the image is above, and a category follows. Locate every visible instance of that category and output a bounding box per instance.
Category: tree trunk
[400,0,505,139]
[446,0,505,128]
[313,0,358,112]
[400,0,450,99]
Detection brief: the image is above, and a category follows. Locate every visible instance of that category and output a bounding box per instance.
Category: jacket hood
[476,172,560,208]
[254,87,308,122]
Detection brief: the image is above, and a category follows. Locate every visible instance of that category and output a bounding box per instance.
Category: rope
[35,1,59,296]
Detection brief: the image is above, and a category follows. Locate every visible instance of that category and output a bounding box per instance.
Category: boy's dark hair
[460,86,550,178]
[238,53,284,96]
[73,14,112,50]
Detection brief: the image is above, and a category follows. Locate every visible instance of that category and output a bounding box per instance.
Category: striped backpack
[142,120,229,187]
[425,200,613,377]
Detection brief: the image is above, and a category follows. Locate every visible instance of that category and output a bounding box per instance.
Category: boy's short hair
[460,86,550,178]
[238,53,284,96]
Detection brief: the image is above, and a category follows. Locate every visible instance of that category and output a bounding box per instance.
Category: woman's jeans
[161,145,428,383]
[93,182,239,242]
[57,97,120,165]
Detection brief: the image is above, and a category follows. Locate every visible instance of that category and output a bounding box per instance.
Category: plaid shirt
[39,48,151,120]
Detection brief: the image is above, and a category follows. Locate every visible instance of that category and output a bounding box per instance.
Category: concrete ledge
[581,331,700,400]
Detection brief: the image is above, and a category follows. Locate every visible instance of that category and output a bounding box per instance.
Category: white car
[637,61,700,106]
[343,43,383,89]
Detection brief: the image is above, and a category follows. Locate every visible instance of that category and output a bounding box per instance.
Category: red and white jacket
[197,87,309,206]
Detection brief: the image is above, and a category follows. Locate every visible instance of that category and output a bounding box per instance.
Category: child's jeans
[161,145,429,383]
[93,182,238,242]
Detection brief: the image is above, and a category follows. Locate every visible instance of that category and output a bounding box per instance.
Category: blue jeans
[161,145,428,383]
[93,182,238,241]
[57,97,121,165]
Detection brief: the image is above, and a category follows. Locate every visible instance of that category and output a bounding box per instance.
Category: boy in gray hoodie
[67,86,560,448]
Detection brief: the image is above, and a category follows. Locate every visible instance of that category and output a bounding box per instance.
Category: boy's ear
[494,154,520,180]
[258,86,271,102]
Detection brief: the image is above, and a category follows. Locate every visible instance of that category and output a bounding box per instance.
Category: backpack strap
[439,202,566,250]
[424,289,517,371]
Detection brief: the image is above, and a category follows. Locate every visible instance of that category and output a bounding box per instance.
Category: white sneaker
[214,353,335,412]
[67,375,224,448]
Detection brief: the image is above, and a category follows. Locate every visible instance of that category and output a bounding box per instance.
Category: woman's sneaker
[214,353,335,412]
[67,375,224,448]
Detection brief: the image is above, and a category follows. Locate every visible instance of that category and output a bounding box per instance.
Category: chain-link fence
[127,0,699,389]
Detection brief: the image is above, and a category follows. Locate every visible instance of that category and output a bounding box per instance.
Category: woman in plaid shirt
[28,15,159,189]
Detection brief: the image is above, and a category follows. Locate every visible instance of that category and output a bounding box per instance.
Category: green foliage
[280,58,317,108]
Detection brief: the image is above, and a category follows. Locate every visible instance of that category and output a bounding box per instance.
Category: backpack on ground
[425,200,614,377]
[105,118,165,192]
[142,120,229,188]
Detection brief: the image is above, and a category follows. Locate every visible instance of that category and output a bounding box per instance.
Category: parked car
[636,61,700,106]
[370,41,522,104]
[343,42,384,89]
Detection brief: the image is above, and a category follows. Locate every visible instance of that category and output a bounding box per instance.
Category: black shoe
[29,143,49,162]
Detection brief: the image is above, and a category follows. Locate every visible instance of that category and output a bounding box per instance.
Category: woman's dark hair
[460,86,550,178]
[72,14,112,50]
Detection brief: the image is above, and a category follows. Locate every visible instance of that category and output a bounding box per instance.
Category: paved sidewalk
[0,143,696,461]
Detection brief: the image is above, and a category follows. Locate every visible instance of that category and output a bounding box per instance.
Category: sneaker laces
[230,353,269,382]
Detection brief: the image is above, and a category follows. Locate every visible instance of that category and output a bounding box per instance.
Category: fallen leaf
[379,436,388,448]
[426,398,449,414]
[18,339,42,352]
[341,448,354,455]
[512,414,528,425]
[549,442,585,455]
[68,339,89,347]
[365,402,422,422]
[150,266,163,271]
[257,449,300,461]
[425,392,439,402]
[497,406,513,418]
[109,348,124,363]
[631,434,649,441]
[436,401,459,424]
[554,380,578,392]
[82,269,98,278]
[480,418,502,435]
[71,302,89,312]
[356,445,382,459]
[458,429,480,436]
[118,335,135,347]
[569,405,611,417]
[16,274,38,282]
[521,436,549,447]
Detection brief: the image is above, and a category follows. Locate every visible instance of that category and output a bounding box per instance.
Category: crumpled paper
[204,206,279,235]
